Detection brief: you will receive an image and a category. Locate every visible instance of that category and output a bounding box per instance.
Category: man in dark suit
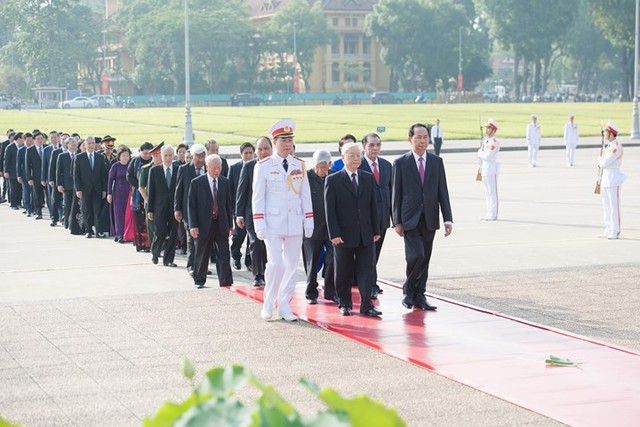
[325,142,381,317]
[0,131,11,203]
[147,144,180,267]
[174,144,207,274]
[17,133,33,215]
[303,149,337,305]
[392,123,453,311]
[3,132,21,209]
[229,142,255,271]
[235,136,271,287]
[188,154,233,288]
[46,131,64,226]
[358,132,392,299]
[26,131,46,219]
[74,136,108,238]
[56,137,78,229]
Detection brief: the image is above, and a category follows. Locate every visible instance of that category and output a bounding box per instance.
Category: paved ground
[1,141,639,426]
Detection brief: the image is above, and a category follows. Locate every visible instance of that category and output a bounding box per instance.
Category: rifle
[476,117,483,181]
[594,124,605,194]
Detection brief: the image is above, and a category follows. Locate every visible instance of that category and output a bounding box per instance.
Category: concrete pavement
[1,143,639,426]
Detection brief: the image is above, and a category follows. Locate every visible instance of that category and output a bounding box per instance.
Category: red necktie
[372,161,380,184]
[212,179,218,219]
[418,157,425,184]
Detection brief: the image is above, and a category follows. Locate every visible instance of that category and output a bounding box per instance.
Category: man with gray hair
[147,144,179,266]
[188,154,234,288]
[303,149,337,305]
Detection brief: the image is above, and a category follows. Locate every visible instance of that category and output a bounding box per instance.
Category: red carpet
[230,280,640,426]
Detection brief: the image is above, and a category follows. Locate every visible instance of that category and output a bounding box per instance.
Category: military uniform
[478,119,500,220]
[526,115,541,167]
[563,115,579,166]
[598,121,626,239]
[252,120,313,321]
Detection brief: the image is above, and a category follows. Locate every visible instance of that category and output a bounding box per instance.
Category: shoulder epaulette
[293,155,302,161]
[142,162,153,169]
[259,157,270,163]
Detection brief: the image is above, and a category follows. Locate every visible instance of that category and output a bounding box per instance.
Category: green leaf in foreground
[545,354,582,367]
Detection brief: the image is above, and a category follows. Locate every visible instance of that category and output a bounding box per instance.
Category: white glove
[256,230,267,241]
[304,228,313,238]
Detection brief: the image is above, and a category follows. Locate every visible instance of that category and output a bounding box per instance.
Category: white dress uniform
[478,119,500,220]
[563,118,579,166]
[526,117,541,167]
[598,121,626,239]
[252,124,313,321]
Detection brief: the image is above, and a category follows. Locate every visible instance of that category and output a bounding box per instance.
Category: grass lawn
[0,102,632,145]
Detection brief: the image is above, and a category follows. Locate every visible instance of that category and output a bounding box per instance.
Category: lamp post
[183,0,193,145]
[293,22,298,100]
[632,0,640,138]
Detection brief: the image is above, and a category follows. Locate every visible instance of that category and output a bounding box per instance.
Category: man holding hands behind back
[392,124,453,311]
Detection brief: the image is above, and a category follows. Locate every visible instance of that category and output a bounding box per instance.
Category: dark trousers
[245,223,266,276]
[31,183,45,214]
[81,193,103,234]
[433,137,443,156]
[230,224,251,265]
[371,228,387,291]
[44,182,52,217]
[152,214,178,264]
[97,199,110,234]
[51,186,63,222]
[302,238,335,299]
[183,220,196,269]
[334,243,375,313]
[62,190,73,227]
[1,176,7,199]
[193,221,233,287]
[8,178,21,208]
[21,180,32,213]
[402,215,435,304]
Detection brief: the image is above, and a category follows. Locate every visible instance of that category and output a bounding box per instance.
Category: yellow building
[246,0,390,93]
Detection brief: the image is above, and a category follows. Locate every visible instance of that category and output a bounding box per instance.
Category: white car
[58,96,99,109]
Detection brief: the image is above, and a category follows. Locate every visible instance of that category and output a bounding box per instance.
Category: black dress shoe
[415,302,438,311]
[340,307,352,316]
[207,270,213,276]
[152,256,158,265]
[402,296,413,309]
[325,295,340,305]
[50,221,56,227]
[307,297,318,305]
[362,308,382,317]
[252,278,261,287]
[370,289,379,300]
[220,283,232,287]
[232,259,241,270]
[85,233,93,238]
[164,262,178,267]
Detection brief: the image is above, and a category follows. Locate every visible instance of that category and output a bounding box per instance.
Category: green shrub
[144,359,407,427]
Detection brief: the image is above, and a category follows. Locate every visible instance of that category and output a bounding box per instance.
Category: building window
[344,35,358,56]
[331,40,339,55]
[352,17,358,27]
[362,37,370,55]
[332,63,340,83]
[333,17,339,26]
[363,62,371,82]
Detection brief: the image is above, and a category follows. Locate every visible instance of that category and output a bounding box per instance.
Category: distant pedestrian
[597,120,626,240]
[431,119,444,156]
[526,115,541,167]
[563,114,579,167]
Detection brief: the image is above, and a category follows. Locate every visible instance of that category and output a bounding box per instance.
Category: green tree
[267,0,337,93]
[0,0,101,91]
[366,0,490,92]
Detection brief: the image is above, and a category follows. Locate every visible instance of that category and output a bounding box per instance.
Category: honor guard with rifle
[596,120,626,240]
[478,119,500,221]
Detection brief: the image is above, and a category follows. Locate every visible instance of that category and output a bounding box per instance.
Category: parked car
[371,92,401,104]
[58,96,99,109]
[230,93,264,106]
[0,96,13,109]
[90,95,115,107]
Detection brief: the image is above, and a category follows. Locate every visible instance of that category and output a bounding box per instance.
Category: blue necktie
[89,154,94,170]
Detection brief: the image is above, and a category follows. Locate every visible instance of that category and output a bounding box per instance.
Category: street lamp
[632,0,640,138]
[183,0,194,145]
[293,22,298,99]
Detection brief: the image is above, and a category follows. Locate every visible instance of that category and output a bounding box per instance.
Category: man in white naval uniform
[598,120,626,240]
[478,119,500,221]
[526,114,541,167]
[252,119,314,321]
[563,114,579,167]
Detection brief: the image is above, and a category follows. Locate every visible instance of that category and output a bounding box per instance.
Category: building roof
[246,0,377,18]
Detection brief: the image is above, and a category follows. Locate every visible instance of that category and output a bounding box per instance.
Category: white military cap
[189,144,206,155]
[604,120,619,136]
[486,118,499,131]
[269,119,295,139]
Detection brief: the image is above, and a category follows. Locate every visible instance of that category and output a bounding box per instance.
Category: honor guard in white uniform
[478,119,500,220]
[598,120,626,240]
[563,114,579,166]
[252,119,314,321]
[526,114,541,167]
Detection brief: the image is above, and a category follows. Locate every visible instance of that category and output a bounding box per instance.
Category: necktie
[165,167,171,187]
[371,161,380,184]
[351,172,358,192]
[71,152,75,161]
[38,147,43,158]
[418,157,425,184]
[89,153,94,170]
[212,179,218,219]
[282,158,288,172]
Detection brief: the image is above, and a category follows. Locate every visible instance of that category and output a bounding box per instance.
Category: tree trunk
[513,50,520,101]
